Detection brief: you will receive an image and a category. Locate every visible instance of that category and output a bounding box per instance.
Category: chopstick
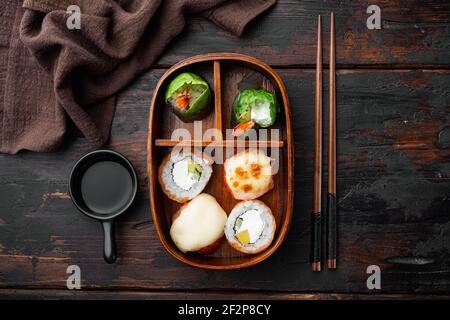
[311,14,322,272]
[327,12,337,270]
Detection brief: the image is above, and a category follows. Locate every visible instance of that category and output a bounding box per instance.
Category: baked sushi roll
[165,72,211,122]
[225,200,276,254]
[224,149,274,200]
[170,193,227,254]
[158,151,213,203]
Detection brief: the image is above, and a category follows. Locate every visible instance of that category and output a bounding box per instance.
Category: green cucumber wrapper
[233,89,278,128]
[165,72,211,122]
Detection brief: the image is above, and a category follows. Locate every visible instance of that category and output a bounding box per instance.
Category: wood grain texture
[0,68,449,293]
[1,289,450,300]
[158,0,450,67]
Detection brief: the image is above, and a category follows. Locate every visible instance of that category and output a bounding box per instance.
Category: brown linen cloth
[0,0,276,153]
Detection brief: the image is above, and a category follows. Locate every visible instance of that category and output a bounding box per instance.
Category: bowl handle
[102,220,117,264]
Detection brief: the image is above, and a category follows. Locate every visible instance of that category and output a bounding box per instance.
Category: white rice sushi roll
[225,200,276,254]
[158,150,213,203]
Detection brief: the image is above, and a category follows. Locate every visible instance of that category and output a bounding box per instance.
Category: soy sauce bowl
[69,150,138,264]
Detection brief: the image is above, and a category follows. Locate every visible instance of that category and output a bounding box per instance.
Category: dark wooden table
[1,0,449,300]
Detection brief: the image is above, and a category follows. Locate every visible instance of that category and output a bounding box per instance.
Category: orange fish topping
[232,121,255,136]
[175,91,190,109]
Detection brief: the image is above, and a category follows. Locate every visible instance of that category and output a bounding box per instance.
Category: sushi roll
[158,151,213,203]
[170,193,227,254]
[224,149,274,200]
[165,72,211,122]
[225,200,276,254]
[232,89,278,136]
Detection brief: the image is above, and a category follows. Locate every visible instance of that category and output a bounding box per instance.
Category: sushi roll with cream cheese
[232,89,278,136]
[158,151,213,203]
[224,149,274,200]
[170,193,227,254]
[225,200,276,254]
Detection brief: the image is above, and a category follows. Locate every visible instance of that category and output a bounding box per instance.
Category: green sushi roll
[165,72,211,122]
[232,89,278,136]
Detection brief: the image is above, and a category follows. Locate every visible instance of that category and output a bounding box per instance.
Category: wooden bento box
[147,53,293,269]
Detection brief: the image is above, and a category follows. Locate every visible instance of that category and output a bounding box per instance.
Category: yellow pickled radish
[235,229,250,246]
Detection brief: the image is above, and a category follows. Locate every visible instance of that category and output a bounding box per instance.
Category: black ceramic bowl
[69,149,138,263]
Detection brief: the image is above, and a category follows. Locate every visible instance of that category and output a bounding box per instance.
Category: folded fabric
[0,0,276,153]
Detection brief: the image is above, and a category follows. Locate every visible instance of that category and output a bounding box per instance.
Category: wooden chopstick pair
[311,13,337,272]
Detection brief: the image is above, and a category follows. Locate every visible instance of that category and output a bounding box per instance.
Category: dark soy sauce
[81,161,133,215]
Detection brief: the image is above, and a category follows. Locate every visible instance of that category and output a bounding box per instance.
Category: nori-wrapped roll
[165,72,211,122]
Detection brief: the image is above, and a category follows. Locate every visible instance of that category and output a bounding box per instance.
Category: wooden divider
[154,139,284,147]
[213,60,223,140]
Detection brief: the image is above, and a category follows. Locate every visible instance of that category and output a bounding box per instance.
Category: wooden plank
[1,289,450,300]
[158,0,450,67]
[0,69,449,293]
